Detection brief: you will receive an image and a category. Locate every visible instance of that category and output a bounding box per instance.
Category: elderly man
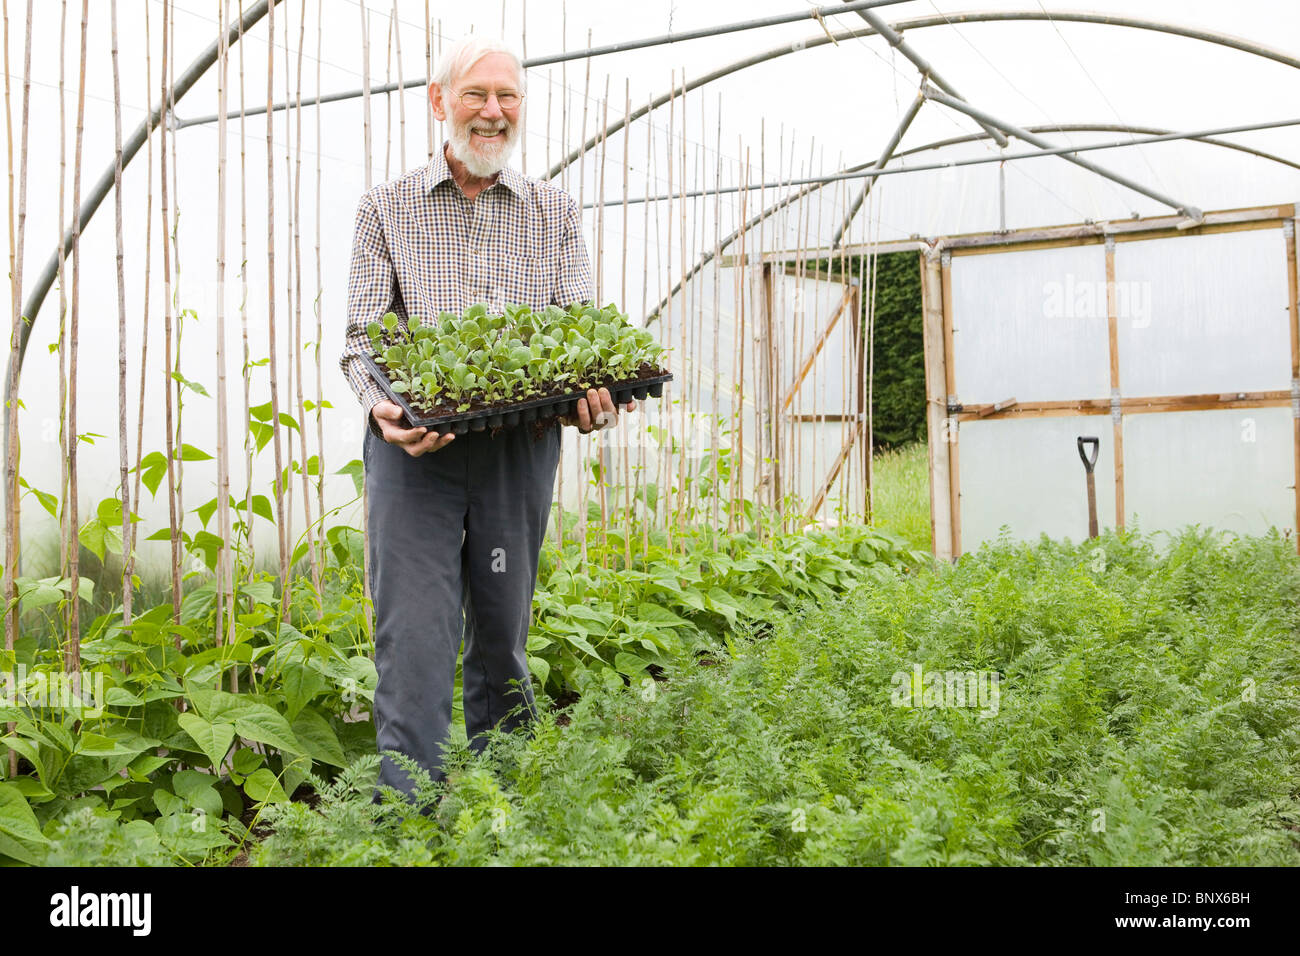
[340,34,633,808]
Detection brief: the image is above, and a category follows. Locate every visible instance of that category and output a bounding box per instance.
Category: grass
[871,441,931,552]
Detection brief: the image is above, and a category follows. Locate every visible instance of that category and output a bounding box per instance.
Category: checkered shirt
[341,142,594,439]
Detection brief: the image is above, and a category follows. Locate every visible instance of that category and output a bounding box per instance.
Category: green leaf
[171,370,210,397]
[281,662,326,719]
[18,478,58,518]
[527,654,551,688]
[635,603,693,628]
[250,494,275,523]
[231,748,263,776]
[249,400,274,422]
[138,451,169,497]
[176,443,213,462]
[196,496,219,529]
[614,652,650,677]
[0,783,49,845]
[248,420,273,452]
[178,713,236,770]
[244,768,289,805]
[171,769,224,818]
[289,708,346,768]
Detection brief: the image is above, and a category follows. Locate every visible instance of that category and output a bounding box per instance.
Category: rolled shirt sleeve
[342,191,401,440]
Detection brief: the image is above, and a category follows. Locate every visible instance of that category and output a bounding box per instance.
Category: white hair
[431,34,525,93]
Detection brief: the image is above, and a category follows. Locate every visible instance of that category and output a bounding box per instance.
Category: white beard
[445,109,520,179]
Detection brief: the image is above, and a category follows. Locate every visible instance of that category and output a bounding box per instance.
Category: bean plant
[366,302,668,415]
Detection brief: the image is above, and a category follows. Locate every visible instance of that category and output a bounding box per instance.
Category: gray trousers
[363,419,562,802]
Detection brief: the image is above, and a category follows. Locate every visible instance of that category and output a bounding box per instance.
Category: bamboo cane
[215,0,234,662]
[159,0,181,628]
[514,0,520,175]
[314,1,325,603]
[382,7,392,182]
[65,0,88,670]
[393,1,405,176]
[128,0,154,597]
[710,93,722,545]
[57,0,69,596]
[110,0,131,625]
[640,92,652,553]
[734,142,748,537]
[620,77,630,568]
[575,28,591,567]
[168,1,186,602]
[424,3,432,162]
[2,0,33,775]
[266,0,289,618]
[360,1,371,190]
[681,70,691,538]
[291,0,318,607]
[662,71,674,552]
[280,0,295,569]
[596,82,608,569]
[238,0,253,598]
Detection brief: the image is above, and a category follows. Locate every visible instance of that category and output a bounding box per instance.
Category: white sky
[2,0,1298,571]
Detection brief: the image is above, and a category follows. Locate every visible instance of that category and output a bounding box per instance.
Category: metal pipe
[600,114,1300,208]
[921,82,1203,220]
[830,86,924,249]
[897,123,1300,173]
[643,112,1298,323]
[175,0,911,129]
[178,8,1300,193]
[559,9,1300,192]
[843,1,1009,148]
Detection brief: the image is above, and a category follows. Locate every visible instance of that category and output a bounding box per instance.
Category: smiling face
[429,52,524,179]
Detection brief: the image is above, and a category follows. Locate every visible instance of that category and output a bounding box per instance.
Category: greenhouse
[0,0,1297,881]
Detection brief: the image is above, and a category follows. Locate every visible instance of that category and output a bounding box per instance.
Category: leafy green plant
[246,527,1300,867]
[366,302,668,417]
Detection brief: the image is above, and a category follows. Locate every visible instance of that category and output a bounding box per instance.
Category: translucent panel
[1113,228,1291,396]
[959,416,1117,549]
[770,271,858,415]
[950,243,1111,404]
[782,420,866,524]
[1122,408,1294,537]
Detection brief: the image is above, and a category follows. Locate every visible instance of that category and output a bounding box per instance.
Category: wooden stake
[1105,236,1125,530]
[267,0,289,614]
[110,0,132,626]
[214,0,234,661]
[292,0,319,606]
[65,0,88,670]
[940,250,961,557]
[1285,218,1300,553]
[2,0,33,772]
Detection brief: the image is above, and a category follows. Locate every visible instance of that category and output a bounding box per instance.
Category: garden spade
[1076,436,1100,539]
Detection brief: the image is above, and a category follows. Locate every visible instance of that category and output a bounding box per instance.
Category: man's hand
[559,387,635,434]
[372,400,456,456]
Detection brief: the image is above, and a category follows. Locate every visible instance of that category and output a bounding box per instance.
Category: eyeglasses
[454,89,523,110]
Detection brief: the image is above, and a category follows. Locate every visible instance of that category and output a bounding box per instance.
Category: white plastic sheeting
[1113,228,1292,396]
[958,415,1115,546]
[951,243,1111,404]
[1122,408,1293,538]
[949,221,1296,551]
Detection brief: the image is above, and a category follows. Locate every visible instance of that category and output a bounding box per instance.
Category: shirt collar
[425,140,527,199]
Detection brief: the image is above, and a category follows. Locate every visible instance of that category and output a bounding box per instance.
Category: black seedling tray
[361,353,672,435]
